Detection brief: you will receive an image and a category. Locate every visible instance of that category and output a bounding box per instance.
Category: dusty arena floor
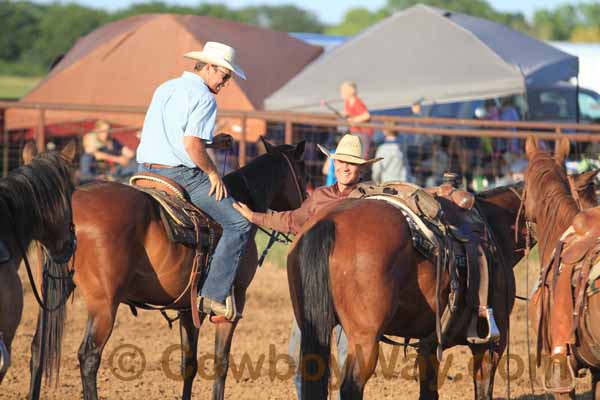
[2,259,595,399]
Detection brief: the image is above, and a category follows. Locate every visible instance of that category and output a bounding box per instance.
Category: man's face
[205,65,232,94]
[334,159,361,186]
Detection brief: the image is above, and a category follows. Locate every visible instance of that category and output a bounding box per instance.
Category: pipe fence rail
[2,101,600,190]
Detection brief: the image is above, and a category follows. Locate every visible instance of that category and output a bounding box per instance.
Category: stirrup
[542,352,576,394]
[198,288,241,323]
[466,307,500,344]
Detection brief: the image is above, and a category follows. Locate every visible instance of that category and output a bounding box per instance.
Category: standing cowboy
[137,41,252,321]
[234,134,382,398]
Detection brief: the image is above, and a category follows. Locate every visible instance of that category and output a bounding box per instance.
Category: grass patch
[0,75,43,99]
[255,229,292,268]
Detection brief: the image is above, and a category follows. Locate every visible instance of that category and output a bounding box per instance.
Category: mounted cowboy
[136,41,251,321]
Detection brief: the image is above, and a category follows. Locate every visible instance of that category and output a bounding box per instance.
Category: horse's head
[523,136,573,225]
[22,141,78,264]
[259,137,307,212]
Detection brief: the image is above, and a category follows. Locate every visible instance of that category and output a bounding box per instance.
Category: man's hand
[210,133,233,150]
[232,202,254,222]
[208,171,228,201]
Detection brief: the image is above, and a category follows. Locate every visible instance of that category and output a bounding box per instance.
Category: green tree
[238,5,324,33]
[532,4,578,40]
[110,2,197,20]
[26,4,109,70]
[325,7,389,35]
[0,1,43,61]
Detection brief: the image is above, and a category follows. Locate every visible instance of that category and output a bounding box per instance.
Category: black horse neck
[0,153,72,246]
[223,152,285,213]
[476,184,524,268]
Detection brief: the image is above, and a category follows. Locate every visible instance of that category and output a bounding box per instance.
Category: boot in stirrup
[198,287,241,323]
[466,306,500,344]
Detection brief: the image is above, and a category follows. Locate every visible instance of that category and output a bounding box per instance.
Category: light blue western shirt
[137,72,216,168]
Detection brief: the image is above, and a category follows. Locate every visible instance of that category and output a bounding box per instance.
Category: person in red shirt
[340,81,373,158]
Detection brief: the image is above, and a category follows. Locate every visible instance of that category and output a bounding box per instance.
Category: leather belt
[143,163,178,169]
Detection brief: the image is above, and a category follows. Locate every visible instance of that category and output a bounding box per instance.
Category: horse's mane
[525,152,579,263]
[0,151,74,238]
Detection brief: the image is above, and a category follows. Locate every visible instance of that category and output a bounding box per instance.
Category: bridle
[257,149,307,266]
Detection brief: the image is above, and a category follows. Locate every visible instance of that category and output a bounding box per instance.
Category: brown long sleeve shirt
[252,184,353,235]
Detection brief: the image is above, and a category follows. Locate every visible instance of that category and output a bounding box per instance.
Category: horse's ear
[60,140,77,163]
[294,140,306,159]
[578,168,600,184]
[259,136,276,154]
[554,137,570,165]
[22,142,37,165]
[525,136,538,159]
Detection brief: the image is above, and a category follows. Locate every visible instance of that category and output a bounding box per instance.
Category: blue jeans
[138,165,252,302]
[288,320,348,400]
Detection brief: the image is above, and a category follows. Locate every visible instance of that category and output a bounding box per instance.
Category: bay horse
[0,142,77,386]
[523,136,600,399]
[287,180,531,400]
[27,138,307,400]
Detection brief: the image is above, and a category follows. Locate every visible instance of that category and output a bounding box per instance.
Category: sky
[34,0,573,24]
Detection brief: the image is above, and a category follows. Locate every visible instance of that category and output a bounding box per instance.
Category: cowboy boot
[198,287,241,323]
[544,346,575,394]
[466,246,500,344]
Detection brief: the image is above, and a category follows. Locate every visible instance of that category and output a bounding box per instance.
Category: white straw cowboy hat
[184,41,246,80]
[317,134,383,165]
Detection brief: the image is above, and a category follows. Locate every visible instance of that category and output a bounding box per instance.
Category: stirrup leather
[466,307,500,344]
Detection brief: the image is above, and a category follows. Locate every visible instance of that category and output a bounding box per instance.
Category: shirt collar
[182,71,207,86]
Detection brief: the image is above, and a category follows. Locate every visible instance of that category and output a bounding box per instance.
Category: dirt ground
[1,260,595,399]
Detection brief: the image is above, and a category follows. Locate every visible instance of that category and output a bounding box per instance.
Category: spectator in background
[93,120,137,178]
[372,129,411,184]
[340,81,372,158]
[499,96,522,157]
[79,130,103,184]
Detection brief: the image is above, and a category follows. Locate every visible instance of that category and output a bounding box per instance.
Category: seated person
[93,120,137,178]
[79,131,103,184]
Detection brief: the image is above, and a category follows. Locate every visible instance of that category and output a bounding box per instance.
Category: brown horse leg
[211,320,239,400]
[416,340,440,400]
[179,310,201,400]
[78,303,118,400]
[470,346,502,400]
[0,266,22,385]
[339,335,379,400]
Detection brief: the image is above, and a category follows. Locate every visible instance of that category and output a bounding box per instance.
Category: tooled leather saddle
[129,172,221,248]
[349,180,494,346]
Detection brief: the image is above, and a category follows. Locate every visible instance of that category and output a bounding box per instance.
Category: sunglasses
[212,66,232,82]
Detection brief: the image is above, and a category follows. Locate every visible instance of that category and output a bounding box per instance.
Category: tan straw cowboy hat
[184,41,246,80]
[317,134,383,165]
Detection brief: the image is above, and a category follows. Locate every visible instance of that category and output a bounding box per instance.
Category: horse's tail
[297,219,337,400]
[39,254,75,386]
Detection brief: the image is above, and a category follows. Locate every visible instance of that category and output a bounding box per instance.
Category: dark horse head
[224,136,307,212]
[0,141,77,264]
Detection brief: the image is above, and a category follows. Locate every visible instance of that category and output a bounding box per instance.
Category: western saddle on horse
[350,172,499,346]
[537,207,600,393]
[128,172,233,325]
